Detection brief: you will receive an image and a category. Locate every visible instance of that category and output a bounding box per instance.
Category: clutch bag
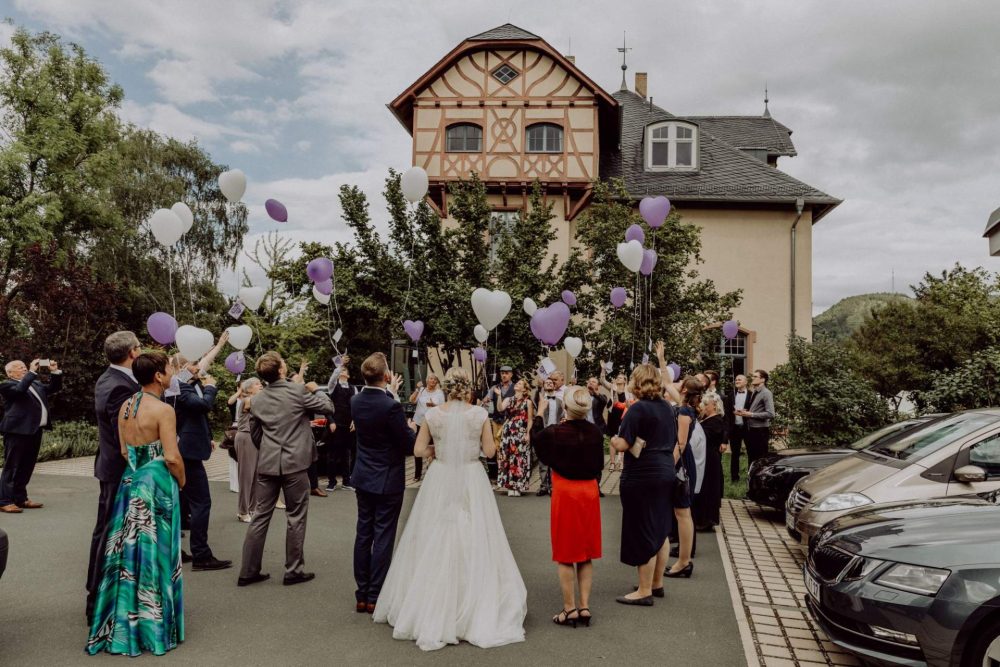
[629,436,647,459]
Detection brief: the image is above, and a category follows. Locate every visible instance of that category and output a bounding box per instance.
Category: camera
[38,359,51,370]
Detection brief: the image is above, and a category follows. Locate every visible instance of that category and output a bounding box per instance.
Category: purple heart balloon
[473,346,487,363]
[624,223,645,244]
[639,196,671,228]
[530,302,571,346]
[403,319,424,343]
[722,319,739,340]
[640,248,658,276]
[306,257,333,283]
[610,287,627,309]
[225,351,246,374]
[147,312,178,345]
[265,198,288,223]
[315,278,333,295]
[561,290,577,307]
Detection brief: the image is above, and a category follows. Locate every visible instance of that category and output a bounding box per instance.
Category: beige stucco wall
[679,206,814,370]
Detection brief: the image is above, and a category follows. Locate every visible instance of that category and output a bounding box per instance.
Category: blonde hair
[630,363,663,400]
[700,390,725,416]
[442,367,472,402]
[563,386,593,419]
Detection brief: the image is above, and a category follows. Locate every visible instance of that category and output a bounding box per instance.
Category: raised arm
[0,369,37,399]
[196,330,229,374]
[301,383,335,416]
[599,363,612,391]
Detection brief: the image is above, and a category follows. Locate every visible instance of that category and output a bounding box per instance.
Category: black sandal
[577,608,592,627]
[552,607,578,627]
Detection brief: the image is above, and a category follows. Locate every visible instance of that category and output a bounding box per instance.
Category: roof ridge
[467,23,541,41]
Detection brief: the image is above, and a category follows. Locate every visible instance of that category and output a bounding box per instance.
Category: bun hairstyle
[442,367,472,402]
[681,375,705,409]
[630,363,663,400]
[563,386,593,419]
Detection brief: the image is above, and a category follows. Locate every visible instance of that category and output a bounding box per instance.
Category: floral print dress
[498,396,531,492]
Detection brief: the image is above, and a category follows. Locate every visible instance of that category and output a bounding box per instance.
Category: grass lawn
[722,451,750,500]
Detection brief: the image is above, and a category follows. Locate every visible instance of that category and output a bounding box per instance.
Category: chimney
[635,72,647,98]
[565,54,576,64]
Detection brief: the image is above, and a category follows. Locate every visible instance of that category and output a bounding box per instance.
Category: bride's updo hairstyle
[442,367,473,402]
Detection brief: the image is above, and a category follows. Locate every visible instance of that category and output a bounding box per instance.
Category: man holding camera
[0,358,63,513]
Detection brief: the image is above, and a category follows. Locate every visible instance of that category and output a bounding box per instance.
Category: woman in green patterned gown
[86,351,186,656]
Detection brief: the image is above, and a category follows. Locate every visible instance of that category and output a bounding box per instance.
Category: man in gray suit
[735,369,775,467]
[238,351,334,587]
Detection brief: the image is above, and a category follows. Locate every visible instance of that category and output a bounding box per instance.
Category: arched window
[446,124,482,152]
[525,123,563,153]
[646,121,697,170]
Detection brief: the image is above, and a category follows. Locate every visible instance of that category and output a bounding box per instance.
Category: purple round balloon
[473,346,487,363]
[530,302,571,346]
[225,351,246,374]
[667,363,681,381]
[624,223,645,244]
[265,198,288,223]
[722,319,739,340]
[147,312,178,345]
[403,319,424,343]
[315,278,333,296]
[610,287,627,309]
[561,290,577,307]
[306,257,333,283]
[639,248,658,276]
[639,196,671,228]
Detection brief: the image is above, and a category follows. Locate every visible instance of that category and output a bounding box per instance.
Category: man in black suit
[725,374,753,482]
[326,355,359,491]
[86,331,141,622]
[168,353,231,571]
[350,352,414,613]
[1,356,64,513]
[586,376,609,432]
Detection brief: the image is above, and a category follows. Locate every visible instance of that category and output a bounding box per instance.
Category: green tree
[921,346,1000,412]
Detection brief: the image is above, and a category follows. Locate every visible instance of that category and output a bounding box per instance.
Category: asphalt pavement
[0,474,746,666]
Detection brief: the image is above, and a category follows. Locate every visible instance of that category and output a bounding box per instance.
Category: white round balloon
[616,240,644,273]
[474,324,488,343]
[523,297,537,316]
[175,325,214,360]
[312,285,330,305]
[238,286,266,310]
[400,166,429,204]
[149,208,184,247]
[218,169,247,202]
[471,288,512,331]
[564,336,583,359]
[171,202,194,234]
[226,325,252,351]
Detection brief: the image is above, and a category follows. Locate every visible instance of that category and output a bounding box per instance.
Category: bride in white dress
[373,367,527,651]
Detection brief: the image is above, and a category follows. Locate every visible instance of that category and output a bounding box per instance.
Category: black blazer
[589,392,609,432]
[167,381,219,461]
[0,371,62,436]
[93,367,140,482]
[350,388,416,495]
[533,419,604,480]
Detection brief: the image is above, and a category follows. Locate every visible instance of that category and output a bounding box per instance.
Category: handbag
[673,461,690,504]
[220,422,238,450]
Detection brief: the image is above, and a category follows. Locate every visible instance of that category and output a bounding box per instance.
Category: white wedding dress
[373,402,527,651]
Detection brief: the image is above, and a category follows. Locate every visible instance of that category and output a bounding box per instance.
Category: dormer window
[646,121,697,171]
[526,123,563,153]
[446,123,482,152]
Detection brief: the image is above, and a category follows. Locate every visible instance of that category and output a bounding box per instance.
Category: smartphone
[38,359,51,369]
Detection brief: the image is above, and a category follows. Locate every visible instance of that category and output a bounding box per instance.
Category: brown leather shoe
[0,504,23,513]
[311,488,328,497]
[366,603,376,614]
[355,601,368,613]
[20,499,43,509]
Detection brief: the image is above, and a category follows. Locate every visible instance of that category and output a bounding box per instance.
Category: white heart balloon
[616,239,644,273]
[333,328,343,343]
[400,166,429,203]
[149,208,184,247]
[523,297,537,316]
[171,202,194,234]
[218,169,247,202]
[312,285,330,305]
[564,336,583,359]
[239,286,266,310]
[474,324,488,343]
[175,325,214,360]
[471,288,512,331]
[226,324,252,351]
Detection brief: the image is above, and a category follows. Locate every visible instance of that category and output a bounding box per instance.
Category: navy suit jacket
[0,371,62,436]
[168,380,219,461]
[350,387,416,495]
[93,367,140,482]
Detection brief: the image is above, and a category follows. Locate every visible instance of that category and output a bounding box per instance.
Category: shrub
[0,421,99,463]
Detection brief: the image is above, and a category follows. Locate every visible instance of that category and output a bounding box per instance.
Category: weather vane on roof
[618,31,631,91]
[763,82,771,118]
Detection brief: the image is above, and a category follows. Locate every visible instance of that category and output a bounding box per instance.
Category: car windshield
[849,419,923,451]
[867,412,998,462]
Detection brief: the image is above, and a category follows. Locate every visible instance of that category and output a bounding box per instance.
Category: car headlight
[876,563,950,596]
[811,493,873,512]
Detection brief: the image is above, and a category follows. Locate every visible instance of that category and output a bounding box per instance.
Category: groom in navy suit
[350,352,414,613]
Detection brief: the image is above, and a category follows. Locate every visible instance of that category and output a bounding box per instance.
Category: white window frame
[525,123,564,154]
[646,121,698,171]
[445,123,483,153]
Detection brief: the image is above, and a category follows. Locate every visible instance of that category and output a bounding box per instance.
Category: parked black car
[747,416,941,510]
[804,497,1000,667]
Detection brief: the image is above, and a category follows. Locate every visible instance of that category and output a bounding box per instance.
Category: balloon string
[326,301,340,355]
[400,202,417,324]
[630,272,639,368]
[330,259,344,332]
[168,247,177,320]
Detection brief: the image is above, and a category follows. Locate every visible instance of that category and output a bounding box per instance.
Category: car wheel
[965,616,1000,667]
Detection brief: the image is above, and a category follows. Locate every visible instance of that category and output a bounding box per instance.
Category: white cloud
[118,100,257,143]
[230,140,261,154]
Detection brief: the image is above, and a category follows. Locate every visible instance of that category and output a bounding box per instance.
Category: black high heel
[553,607,578,627]
[577,608,592,627]
[664,562,694,578]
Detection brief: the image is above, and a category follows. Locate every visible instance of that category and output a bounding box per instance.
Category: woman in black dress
[600,364,634,471]
[694,391,726,531]
[610,364,677,606]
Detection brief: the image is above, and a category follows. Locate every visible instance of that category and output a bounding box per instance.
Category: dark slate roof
[984,206,1000,237]
[684,116,797,157]
[601,90,841,220]
[468,24,541,41]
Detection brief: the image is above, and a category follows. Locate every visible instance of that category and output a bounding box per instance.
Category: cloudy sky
[4,0,999,314]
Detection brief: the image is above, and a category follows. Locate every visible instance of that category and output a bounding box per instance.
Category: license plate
[805,569,821,601]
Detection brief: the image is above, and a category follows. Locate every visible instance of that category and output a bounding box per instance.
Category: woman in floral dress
[497,379,534,496]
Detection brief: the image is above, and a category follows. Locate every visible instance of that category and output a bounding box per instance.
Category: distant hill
[813,293,912,341]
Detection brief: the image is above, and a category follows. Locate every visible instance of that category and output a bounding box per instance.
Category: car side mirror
[954,465,988,484]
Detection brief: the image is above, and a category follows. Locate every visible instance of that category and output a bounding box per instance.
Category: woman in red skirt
[532,386,605,628]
